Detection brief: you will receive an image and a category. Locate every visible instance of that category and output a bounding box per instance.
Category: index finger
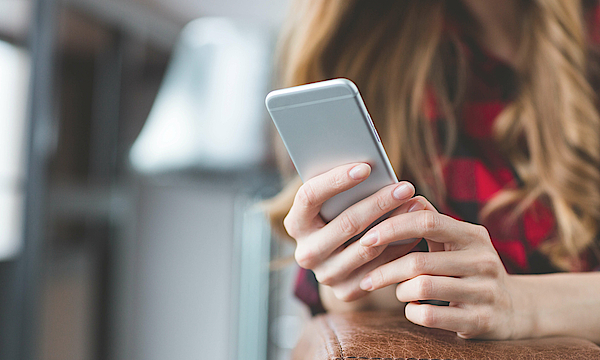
[286,163,371,230]
[362,211,480,249]
[386,195,443,252]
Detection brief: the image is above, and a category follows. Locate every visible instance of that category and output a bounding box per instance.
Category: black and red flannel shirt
[295,3,600,316]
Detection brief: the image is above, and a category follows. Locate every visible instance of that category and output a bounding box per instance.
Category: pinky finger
[404,302,477,336]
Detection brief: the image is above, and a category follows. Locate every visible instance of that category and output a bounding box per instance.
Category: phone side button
[367,114,381,142]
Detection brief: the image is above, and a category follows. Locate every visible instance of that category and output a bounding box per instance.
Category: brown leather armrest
[292,311,600,360]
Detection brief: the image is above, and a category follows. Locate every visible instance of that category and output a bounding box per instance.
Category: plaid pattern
[439,35,562,275]
[294,3,600,315]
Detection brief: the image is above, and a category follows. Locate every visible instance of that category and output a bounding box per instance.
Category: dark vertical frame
[89,31,124,360]
[16,0,57,359]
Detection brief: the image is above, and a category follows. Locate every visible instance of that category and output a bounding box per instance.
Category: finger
[323,245,418,302]
[324,180,415,241]
[391,195,438,214]
[313,244,388,286]
[323,185,418,248]
[313,198,428,285]
[395,275,489,304]
[360,210,485,249]
[405,197,467,252]
[314,208,422,285]
[285,163,371,237]
[384,196,431,246]
[404,302,476,334]
[388,195,444,252]
[298,181,416,267]
[361,250,494,291]
[420,195,444,252]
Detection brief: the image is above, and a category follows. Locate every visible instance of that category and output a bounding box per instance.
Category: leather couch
[292,311,600,359]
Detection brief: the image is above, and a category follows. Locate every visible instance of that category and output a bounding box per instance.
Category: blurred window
[129,18,273,173]
[0,39,30,260]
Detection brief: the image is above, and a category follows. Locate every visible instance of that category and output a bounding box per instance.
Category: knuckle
[294,246,315,269]
[420,211,439,234]
[474,225,491,241]
[357,244,381,262]
[482,282,500,303]
[283,214,298,238]
[477,252,502,276]
[374,192,391,213]
[416,276,434,299]
[409,252,428,275]
[370,267,386,289]
[338,212,360,236]
[386,218,400,238]
[328,171,347,191]
[314,270,334,286]
[474,309,492,334]
[419,305,437,327]
[296,183,317,208]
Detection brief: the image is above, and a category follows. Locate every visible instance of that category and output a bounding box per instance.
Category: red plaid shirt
[295,3,600,315]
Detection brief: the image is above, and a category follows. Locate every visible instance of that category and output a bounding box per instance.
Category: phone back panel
[266,79,398,222]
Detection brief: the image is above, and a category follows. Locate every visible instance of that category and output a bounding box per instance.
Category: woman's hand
[359,198,530,340]
[285,163,429,302]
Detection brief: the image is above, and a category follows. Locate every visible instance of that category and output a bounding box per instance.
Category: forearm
[513,272,600,343]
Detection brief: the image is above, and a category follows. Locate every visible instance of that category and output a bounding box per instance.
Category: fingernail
[360,276,373,291]
[408,199,426,213]
[360,230,378,246]
[349,164,371,180]
[393,183,414,200]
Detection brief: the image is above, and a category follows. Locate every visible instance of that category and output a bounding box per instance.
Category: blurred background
[0,0,309,359]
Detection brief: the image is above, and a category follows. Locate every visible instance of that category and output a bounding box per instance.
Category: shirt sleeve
[293,267,326,315]
[586,0,600,44]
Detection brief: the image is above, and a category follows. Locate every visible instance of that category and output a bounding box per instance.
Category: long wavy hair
[266,0,600,270]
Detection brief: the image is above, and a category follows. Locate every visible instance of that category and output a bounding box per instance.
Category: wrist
[506,274,540,340]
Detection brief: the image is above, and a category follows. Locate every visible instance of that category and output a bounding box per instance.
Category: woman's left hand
[358,198,530,340]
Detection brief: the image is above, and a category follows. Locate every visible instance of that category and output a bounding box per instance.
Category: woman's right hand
[284,162,428,302]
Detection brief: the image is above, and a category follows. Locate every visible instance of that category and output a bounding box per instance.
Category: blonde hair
[267,0,600,270]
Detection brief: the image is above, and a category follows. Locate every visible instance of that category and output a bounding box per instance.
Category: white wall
[133,179,237,360]
[144,0,292,26]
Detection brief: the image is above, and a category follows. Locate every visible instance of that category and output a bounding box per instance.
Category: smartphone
[266,78,398,222]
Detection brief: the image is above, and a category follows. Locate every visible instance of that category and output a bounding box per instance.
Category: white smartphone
[266,78,398,222]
